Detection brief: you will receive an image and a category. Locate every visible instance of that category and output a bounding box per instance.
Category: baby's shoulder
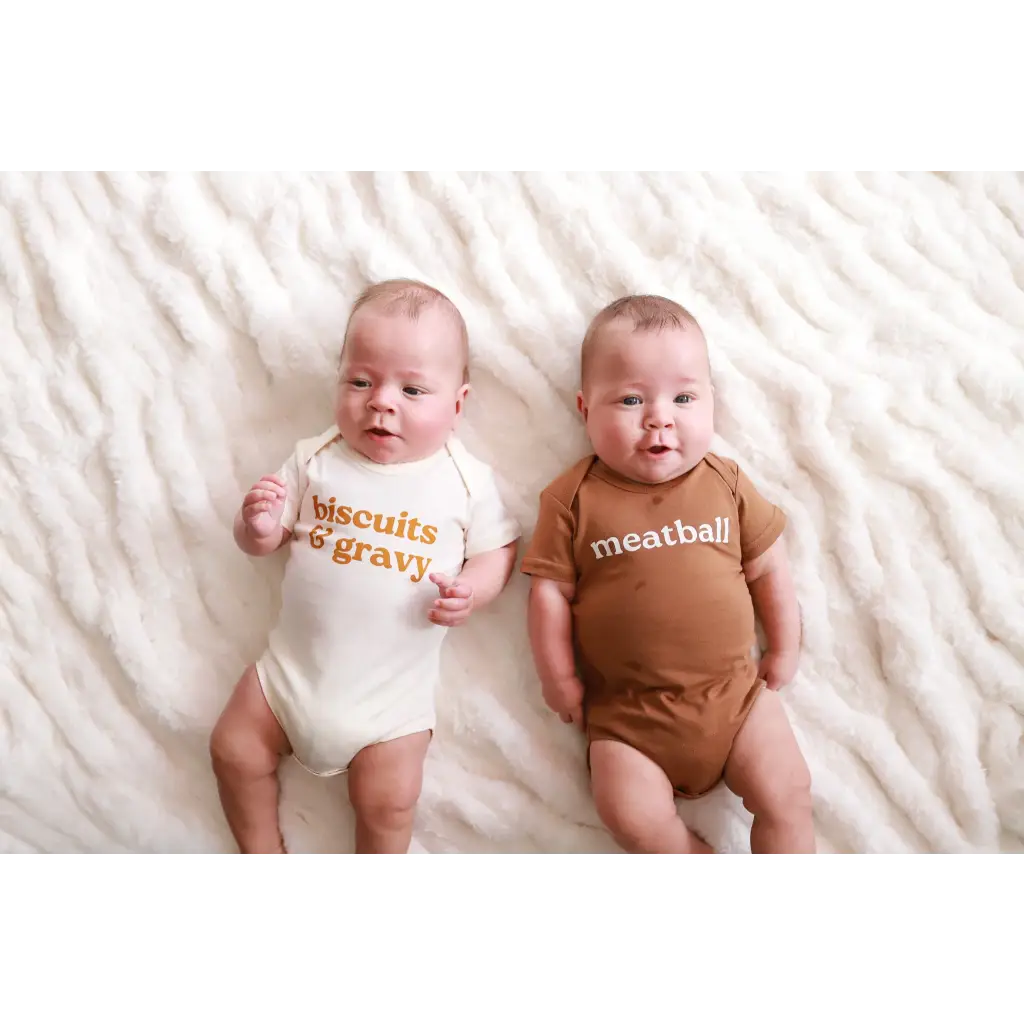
[293,424,344,466]
[700,452,740,494]
[444,437,494,476]
[443,437,504,497]
[540,455,598,510]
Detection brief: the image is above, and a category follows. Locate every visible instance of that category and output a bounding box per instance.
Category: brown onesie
[522,453,786,798]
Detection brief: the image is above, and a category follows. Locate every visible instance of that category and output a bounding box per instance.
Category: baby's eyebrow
[619,376,702,388]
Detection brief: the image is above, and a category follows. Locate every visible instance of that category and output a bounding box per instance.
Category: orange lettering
[310,524,333,548]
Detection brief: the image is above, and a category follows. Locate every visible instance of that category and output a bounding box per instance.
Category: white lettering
[591,537,622,559]
[589,515,731,562]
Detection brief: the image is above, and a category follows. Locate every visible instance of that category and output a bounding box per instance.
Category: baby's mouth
[367,427,396,438]
[645,445,671,455]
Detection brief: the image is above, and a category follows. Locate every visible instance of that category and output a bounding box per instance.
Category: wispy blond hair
[343,278,469,384]
[581,294,703,386]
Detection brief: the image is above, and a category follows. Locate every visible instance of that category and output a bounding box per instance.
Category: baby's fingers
[248,477,286,501]
[245,488,281,505]
[433,596,470,613]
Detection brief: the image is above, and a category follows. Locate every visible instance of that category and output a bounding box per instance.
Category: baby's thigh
[347,730,432,816]
[723,690,811,816]
[589,739,678,831]
[210,664,291,770]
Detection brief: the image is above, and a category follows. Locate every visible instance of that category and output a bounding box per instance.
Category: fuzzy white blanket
[2,171,1022,854]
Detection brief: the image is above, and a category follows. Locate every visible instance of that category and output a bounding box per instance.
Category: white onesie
[255,425,520,776]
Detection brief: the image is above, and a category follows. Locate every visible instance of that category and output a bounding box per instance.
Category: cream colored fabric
[256,427,519,775]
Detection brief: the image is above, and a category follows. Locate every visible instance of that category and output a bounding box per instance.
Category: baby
[211,279,521,853]
[521,295,814,854]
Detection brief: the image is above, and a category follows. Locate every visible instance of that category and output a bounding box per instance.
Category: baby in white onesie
[210,279,521,854]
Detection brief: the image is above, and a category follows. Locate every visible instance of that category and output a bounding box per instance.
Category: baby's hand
[428,573,474,627]
[544,676,586,731]
[759,649,799,691]
[241,475,287,538]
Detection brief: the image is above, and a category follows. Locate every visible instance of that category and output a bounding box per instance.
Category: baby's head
[577,295,714,485]
[335,279,470,464]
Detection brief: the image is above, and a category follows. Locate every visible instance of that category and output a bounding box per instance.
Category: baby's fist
[242,475,287,538]
[543,675,585,731]
[759,649,799,691]
[428,573,474,627]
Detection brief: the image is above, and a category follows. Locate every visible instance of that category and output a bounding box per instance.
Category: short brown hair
[343,278,470,384]
[581,294,703,385]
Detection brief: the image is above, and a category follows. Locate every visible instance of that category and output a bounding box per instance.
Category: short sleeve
[270,426,339,532]
[735,464,786,563]
[520,490,577,584]
[464,464,521,559]
[274,447,305,532]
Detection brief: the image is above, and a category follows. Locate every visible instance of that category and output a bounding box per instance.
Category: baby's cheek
[604,418,636,451]
[417,403,460,443]
[688,407,715,442]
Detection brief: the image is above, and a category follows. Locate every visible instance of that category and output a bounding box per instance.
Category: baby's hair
[342,278,470,384]
[581,294,704,386]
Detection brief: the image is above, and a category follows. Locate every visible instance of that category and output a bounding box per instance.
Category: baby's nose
[644,407,674,429]
[368,386,397,411]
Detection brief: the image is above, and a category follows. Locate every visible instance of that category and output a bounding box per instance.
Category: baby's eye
[349,379,370,389]
[621,396,642,407]
[675,394,693,404]
[403,386,426,397]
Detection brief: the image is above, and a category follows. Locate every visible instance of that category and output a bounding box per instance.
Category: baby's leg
[724,689,815,853]
[589,740,714,854]
[209,665,292,853]
[347,730,432,854]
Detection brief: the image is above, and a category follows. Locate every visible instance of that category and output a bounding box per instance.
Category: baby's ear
[576,390,588,421]
[455,383,471,417]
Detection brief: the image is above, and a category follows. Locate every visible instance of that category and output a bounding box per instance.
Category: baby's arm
[743,534,801,690]
[459,541,519,606]
[233,474,292,557]
[528,577,585,729]
[428,539,518,626]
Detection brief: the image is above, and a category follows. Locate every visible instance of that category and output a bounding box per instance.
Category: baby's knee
[209,721,275,780]
[354,796,418,835]
[747,758,813,822]
[350,776,421,832]
[594,787,666,851]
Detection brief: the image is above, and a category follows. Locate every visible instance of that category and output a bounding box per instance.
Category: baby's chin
[604,449,703,485]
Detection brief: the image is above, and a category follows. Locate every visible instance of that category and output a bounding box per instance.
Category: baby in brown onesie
[521,295,814,854]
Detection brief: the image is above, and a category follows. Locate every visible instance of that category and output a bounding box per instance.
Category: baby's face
[578,323,715,485]
[335,307,468,464]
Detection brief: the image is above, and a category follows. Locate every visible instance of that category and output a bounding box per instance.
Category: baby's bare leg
[724,689,815,853]
[589,740,714,854]
[209,665,291,853]
[347,730,432,854]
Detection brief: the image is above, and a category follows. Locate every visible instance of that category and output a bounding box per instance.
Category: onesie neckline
[590,458,700,494]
